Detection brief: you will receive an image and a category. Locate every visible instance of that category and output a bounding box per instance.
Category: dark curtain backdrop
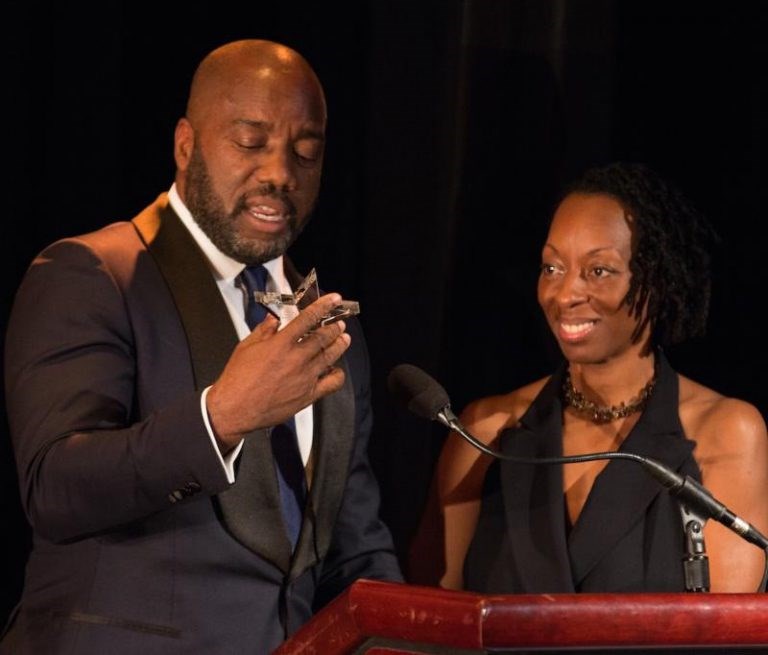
[3,0,766,621]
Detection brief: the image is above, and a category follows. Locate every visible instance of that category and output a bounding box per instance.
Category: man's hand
[206,293,351,451]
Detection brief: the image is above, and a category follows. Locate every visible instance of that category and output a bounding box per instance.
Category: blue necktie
[240,264,270,328]
[239,265,307,548]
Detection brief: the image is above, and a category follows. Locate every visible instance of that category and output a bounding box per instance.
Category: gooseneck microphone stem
[440,405,649,464]
[439,401,768,551]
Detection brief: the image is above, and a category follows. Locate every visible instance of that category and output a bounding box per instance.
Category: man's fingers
[299,319,347,352]
[315,331,351,369]
[283,293,344,340]
[244,314,280,341]
[313,366,346,399]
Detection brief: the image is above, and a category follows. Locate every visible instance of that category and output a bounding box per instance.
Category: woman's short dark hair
[564,161,719,348]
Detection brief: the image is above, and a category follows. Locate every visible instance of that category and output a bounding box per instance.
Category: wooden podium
[273,579,768,654]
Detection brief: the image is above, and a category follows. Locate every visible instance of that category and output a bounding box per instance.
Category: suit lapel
[289,357,355,579]
[133,197,239,391]
[500,368,575,592]
[283,263,357,579]
[567,352,695,586]
[217,433,293,571]
[133,197,290,570]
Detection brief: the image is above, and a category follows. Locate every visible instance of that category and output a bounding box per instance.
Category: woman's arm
[409,383,543,589]
[683,388,768,592]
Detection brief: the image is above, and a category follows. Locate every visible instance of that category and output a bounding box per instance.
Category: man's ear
[174,118,194,171]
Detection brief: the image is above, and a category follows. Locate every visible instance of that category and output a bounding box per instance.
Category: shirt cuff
[200,386,243,483]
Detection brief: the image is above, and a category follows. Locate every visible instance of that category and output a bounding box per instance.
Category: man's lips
[247,203,288,223]
[240,197,295,234]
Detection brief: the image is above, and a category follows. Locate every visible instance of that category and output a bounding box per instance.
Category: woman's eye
[540,263,561,276]
[591,266,615,278]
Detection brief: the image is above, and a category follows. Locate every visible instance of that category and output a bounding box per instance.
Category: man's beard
[184,145,306,265]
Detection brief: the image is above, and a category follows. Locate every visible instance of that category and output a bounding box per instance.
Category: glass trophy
[252,268,360,329]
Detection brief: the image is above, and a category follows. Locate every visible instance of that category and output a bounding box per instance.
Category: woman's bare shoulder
[678,374,768,455]
[459,376,551,444]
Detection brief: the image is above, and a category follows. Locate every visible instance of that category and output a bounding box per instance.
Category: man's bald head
[174,39,328,265]
[186,39,326,127]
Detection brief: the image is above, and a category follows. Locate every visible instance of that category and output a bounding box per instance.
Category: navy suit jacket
[2,194,401,654]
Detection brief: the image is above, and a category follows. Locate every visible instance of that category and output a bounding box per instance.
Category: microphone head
[387,363,451,421]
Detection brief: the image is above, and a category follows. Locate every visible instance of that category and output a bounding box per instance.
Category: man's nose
[257,147,297,191]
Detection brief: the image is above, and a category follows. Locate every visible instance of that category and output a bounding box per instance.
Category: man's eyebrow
[297,128,325,141]
[232,119,325,141]
[233,119,270,129]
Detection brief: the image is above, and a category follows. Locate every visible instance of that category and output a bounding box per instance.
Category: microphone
[387,363,768,551]
[387,363,450,422]
[387,363,509,459]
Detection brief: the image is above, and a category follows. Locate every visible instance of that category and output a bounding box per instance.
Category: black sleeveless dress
[464,350,702,593]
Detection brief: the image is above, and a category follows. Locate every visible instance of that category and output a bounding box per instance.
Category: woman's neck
[567,349,656,409]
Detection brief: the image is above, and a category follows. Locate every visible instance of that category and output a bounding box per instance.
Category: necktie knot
[239,265,269,329]
[240,264,269,294]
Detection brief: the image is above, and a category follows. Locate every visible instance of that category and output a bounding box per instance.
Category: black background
[3,0,766,622]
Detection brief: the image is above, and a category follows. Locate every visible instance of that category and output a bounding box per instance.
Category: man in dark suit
[2,39,402,654]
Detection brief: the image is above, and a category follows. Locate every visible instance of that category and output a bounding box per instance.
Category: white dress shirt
[168,184,314,482]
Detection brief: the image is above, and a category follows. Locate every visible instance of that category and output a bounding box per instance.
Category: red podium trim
[273,579,768,654]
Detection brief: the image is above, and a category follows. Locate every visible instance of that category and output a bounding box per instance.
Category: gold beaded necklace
[562,369,656,424]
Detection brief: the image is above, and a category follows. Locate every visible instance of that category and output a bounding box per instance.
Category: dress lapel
[567,352,696,587]
[500,368,575,592]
